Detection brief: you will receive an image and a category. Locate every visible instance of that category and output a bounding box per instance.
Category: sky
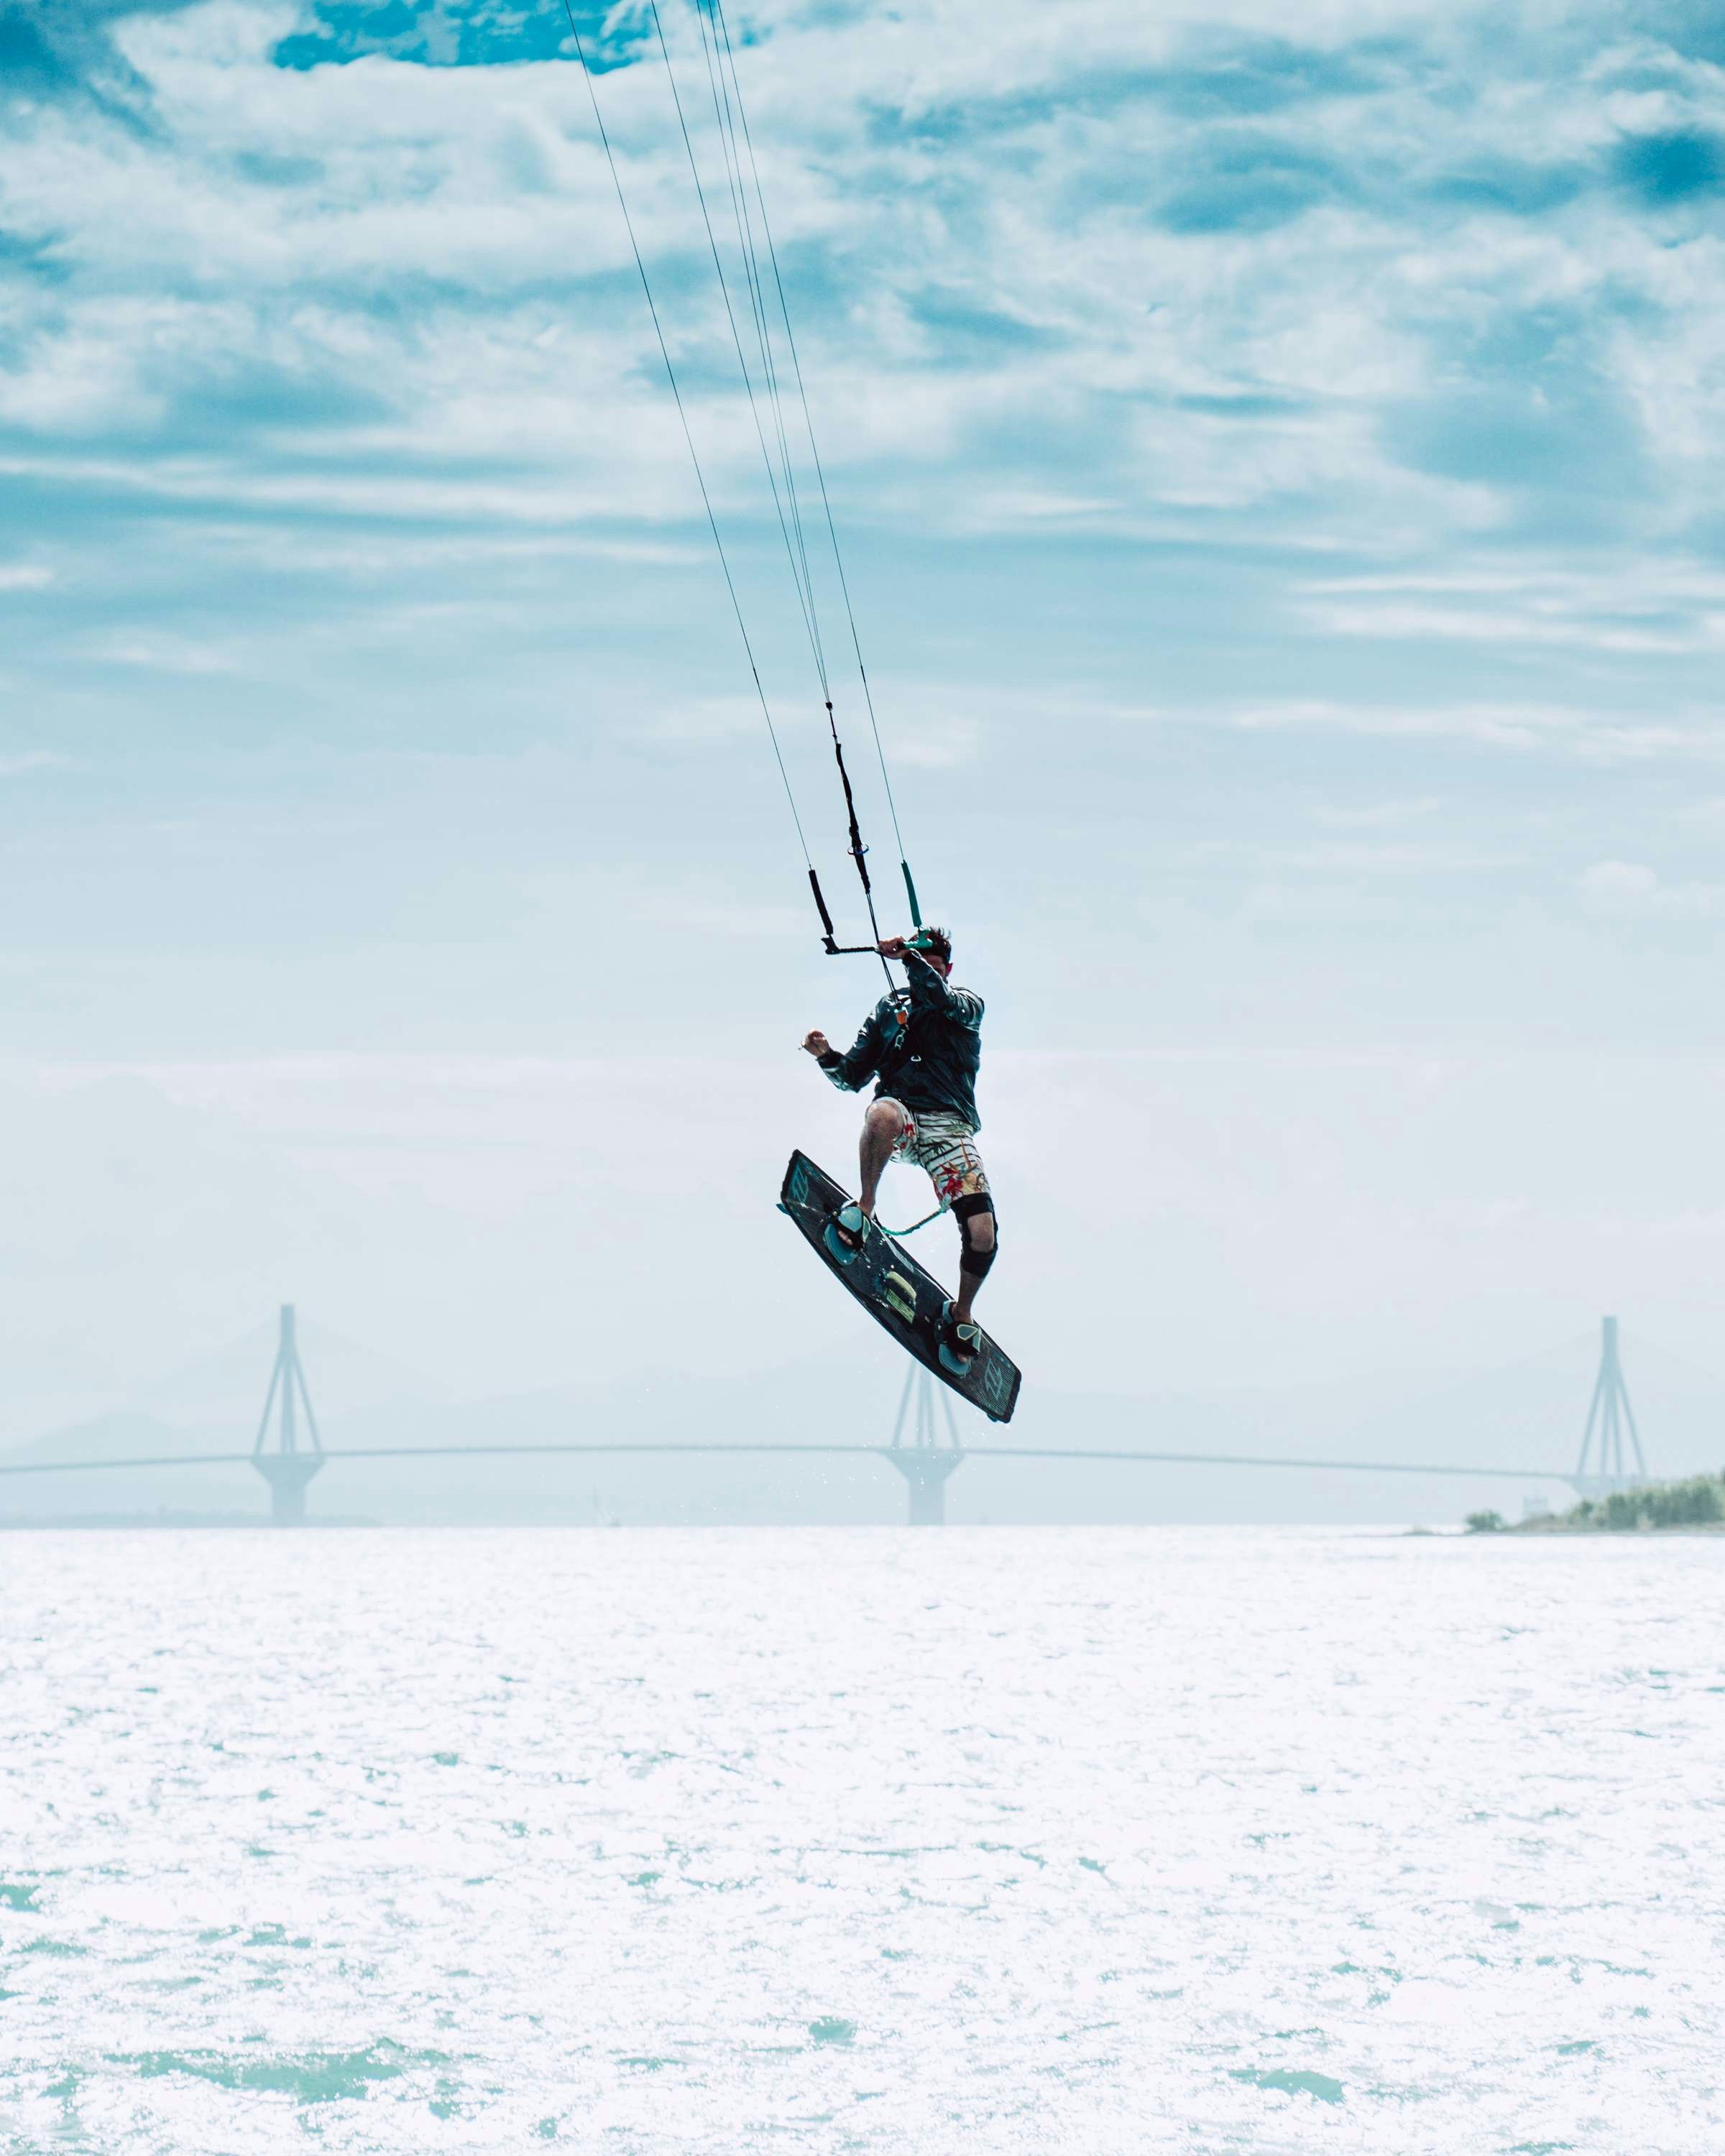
[3,0,1725,1459]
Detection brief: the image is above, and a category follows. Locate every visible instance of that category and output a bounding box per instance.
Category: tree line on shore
[1467,1472,1725,1535]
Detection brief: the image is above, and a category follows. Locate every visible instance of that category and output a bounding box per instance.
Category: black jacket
[818,953,983,1129]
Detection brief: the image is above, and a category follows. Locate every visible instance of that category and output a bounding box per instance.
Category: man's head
[905,925,952,975]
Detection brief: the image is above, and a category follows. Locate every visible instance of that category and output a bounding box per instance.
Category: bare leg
[952,1212,995,1325]
[857,1099,905,1217]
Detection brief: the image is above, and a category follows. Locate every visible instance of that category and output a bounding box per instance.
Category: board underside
[778,1149,1021,1424]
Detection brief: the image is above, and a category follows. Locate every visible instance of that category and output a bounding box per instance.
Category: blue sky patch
[1148,30,1406,118]
[275,0,630,72]
[1159,139,1348,234]
[1613,128,1725,202]
[1430,158,1589,217]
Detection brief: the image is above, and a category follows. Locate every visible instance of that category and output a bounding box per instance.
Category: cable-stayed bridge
[0,1307,1656,1526]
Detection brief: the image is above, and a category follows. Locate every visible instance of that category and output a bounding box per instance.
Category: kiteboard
[778,1150,1021,1424]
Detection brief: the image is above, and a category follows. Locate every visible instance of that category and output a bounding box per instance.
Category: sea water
[0,1525,1719,2154]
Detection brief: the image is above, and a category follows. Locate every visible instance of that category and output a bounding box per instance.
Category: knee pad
[954,1194,998,1279]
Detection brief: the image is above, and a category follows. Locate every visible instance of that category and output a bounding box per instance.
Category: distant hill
[134,1314,446,1432]
[0,1411,241,1468]
[3,1319,1716,1529]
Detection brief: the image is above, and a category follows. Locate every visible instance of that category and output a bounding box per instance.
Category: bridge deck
[0,1442,1577,1483]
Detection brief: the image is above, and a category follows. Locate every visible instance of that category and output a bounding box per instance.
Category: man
[801,924,996,1372]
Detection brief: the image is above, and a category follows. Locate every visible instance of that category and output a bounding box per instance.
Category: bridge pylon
[251,1304,325,1525]
[1573,1314,1647,1498]
[885,1365,965,1525]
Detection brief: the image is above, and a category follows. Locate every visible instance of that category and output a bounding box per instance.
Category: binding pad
[779,1150,1021,1424]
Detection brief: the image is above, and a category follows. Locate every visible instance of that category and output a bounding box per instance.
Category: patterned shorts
[883,1102,990,1208]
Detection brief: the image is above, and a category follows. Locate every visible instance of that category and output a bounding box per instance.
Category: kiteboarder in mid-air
[801,926,995,1370]
[561,10,1017,1411]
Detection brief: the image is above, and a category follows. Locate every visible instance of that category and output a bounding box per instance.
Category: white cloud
[4,0,1721,556]
[1297,561,1725,655]
[648,694,770,745]
[85,632,242,674]
[1579,858,1658,898]
[1311,796,1443,829]
[1578,859,1725,917]
[880,713,980,769]
[1225,696,1714,760]
[1269,840,1514,872]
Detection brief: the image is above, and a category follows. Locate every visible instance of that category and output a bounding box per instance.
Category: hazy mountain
[4,1313,1714,1528]
[0,1339,1688,1527]
[134,1313,446,1432]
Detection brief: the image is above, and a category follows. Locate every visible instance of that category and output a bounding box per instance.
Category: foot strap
[937,1302,982,1373]
[826,1201,869,1257]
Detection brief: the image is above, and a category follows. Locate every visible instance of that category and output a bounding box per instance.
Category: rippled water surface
[1,1525,1721,2153]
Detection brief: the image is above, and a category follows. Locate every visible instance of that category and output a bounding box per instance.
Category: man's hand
[877,936,908,960]
[801,1029,832,1058]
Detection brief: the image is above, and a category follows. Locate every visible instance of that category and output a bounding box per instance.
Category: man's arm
[901,949,982,1028]
[801,1008,884,1092]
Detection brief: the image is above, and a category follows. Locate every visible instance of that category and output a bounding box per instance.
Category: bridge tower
[251,1304,325,1525]
[1573,1314,1647,1498]
[886,1365,964,1525]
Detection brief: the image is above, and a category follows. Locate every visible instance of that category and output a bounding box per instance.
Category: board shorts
[884,1102,990,1209]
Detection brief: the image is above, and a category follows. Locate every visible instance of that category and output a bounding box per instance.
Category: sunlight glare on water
[1,1525,1720,2152]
